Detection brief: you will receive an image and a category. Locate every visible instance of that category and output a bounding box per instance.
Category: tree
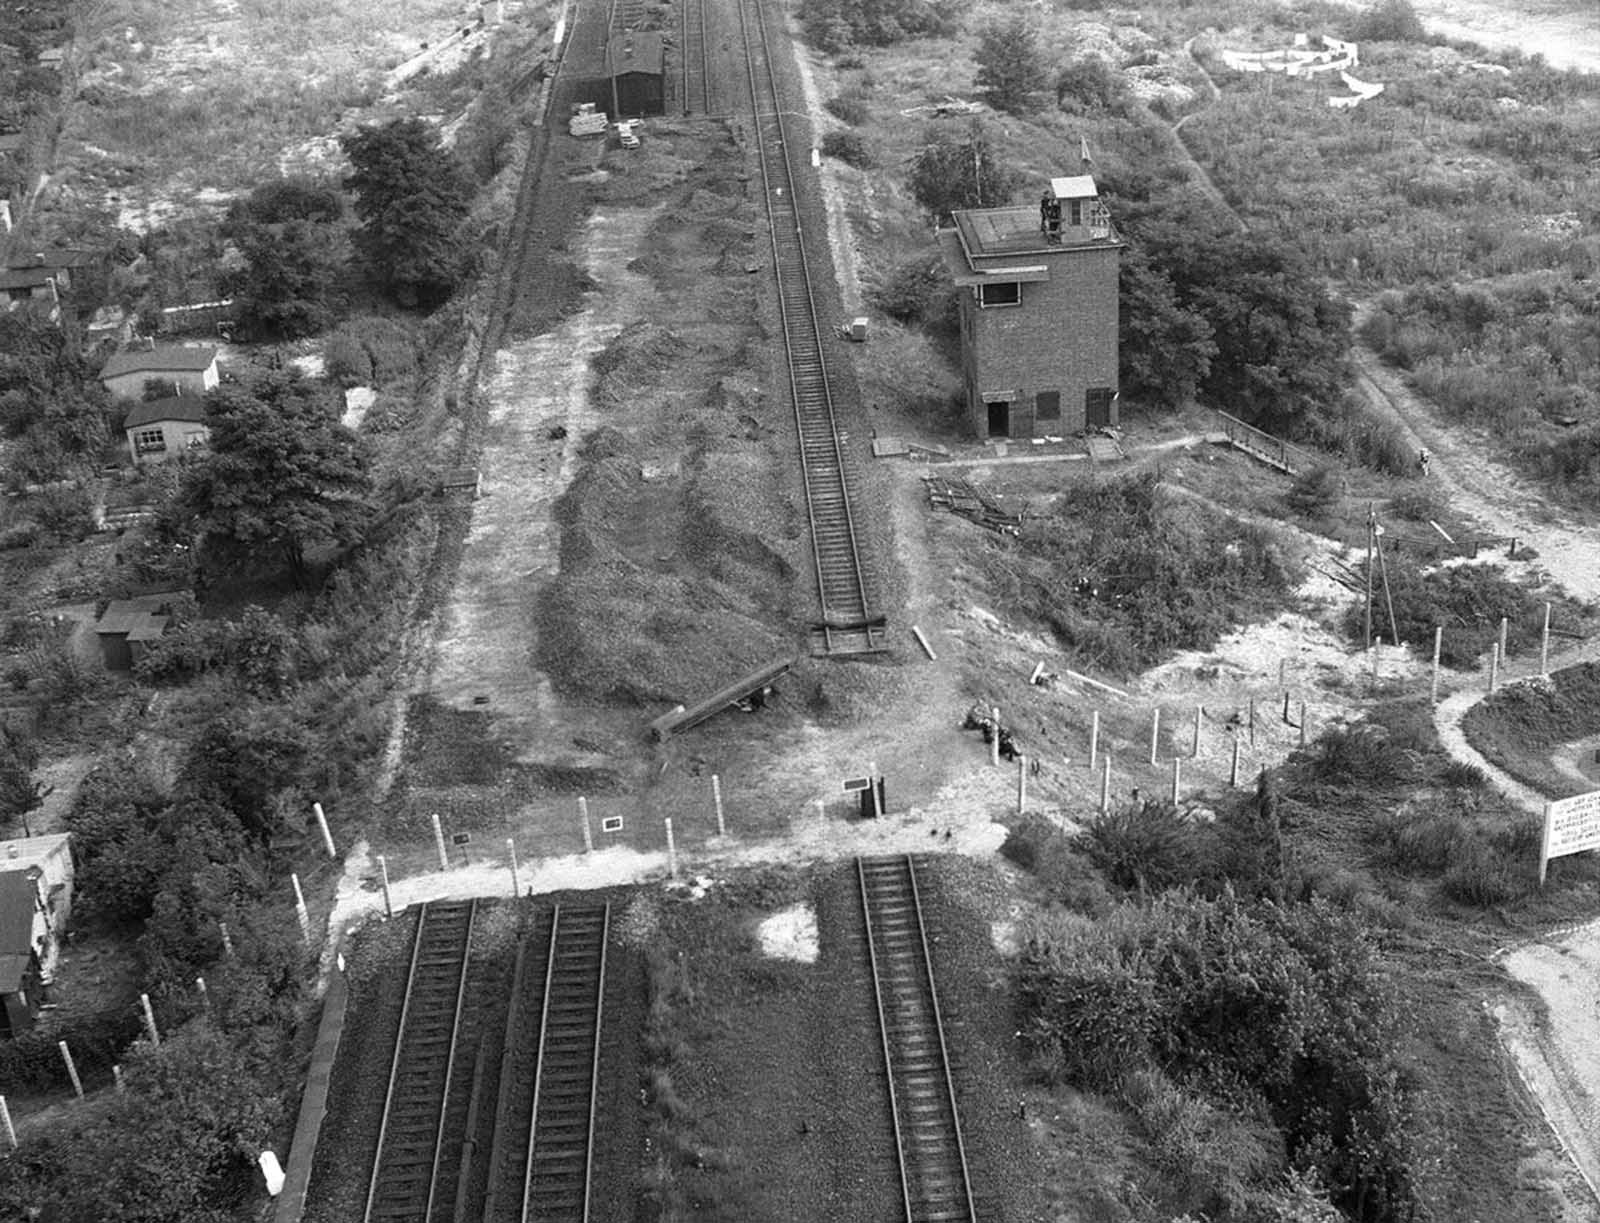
[226,177,347,339]
[47,1021,283,1223]
[0,726,44,830]
[1351,0,1425,43]
[0,314,112,484]
[1119,245,1215,410]
[341,118,474,308]
[184,372,373,584]
[907,122,1022,222]
[974,17,1047,115]
[1056,56,1127,112]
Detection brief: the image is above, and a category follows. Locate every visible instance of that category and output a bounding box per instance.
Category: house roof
[95,597,174,642]
[0,874,35,985]
[7,248,96,271]
[1049,174,1099,200]
[99,345,218,380]
[607,32,664,75]
[0,834,70,877]
[0,267,55,291]
[124,396,208,430]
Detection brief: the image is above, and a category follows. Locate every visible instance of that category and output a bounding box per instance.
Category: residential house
[0,266,60,323]
[124,394,209,465]
[937,175,1123,439]
[99,343,220,401]
[0,833,74,1038]
[93,595,177,670]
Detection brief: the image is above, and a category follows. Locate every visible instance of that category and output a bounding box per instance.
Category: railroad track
[364,900,478,1223]
[857,856,978,1222]
[680,0,710,115]
[482,904,610,1222]
[736,0,885,656]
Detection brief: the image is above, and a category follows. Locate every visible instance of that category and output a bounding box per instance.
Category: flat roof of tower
[951,205,1120,259]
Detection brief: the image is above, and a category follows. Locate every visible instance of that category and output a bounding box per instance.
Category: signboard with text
[1539,789,1600,885]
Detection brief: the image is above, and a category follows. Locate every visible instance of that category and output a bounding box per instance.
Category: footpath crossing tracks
[364,900,478,1223]
[736,0,885,656]
[857,857,979,1222]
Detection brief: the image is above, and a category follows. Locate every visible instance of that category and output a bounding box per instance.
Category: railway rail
[363,899,478,1223]
[857,856,978,1222]
[736,0,885,655]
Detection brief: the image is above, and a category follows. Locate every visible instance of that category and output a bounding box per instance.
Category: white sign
[1539,788,1600,885]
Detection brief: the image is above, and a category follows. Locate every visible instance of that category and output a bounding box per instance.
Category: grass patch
[1462,662,1600,799]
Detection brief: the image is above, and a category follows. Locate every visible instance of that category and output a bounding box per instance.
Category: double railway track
[360,901,609,1223]
[857,856,978,1222]
[364,900,478,1223]
[736,0,885,656]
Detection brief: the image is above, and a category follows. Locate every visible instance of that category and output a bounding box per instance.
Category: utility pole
[1363,503,1376,651]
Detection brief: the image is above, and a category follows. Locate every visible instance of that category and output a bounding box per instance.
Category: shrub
[1056,57,1126,112]
[870,257,954,329]
[1310,722,1415,785]
[323,315,419,388]
[1351,0,1426,43]
[1442,838,1524,906]
[1081,801,1196,893]
[1286,464,1341,518]
[820,130,872,167]
[1343,559,1554,667]
[823,94,869,125]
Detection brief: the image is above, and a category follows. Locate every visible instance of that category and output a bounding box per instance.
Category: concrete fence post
[377,854,393,919]
[312,802,336,859]
[140,993,160,1046]
[579,797,593,853]
[1498,616,1508,664]
[1489,642,1500,693]
[0,1095,16,1149]
[1170,756,1181,804]
[507,838,520,897]
[1088,711,1099,771]
[712,774,726,837]
[1541,602,1551,675]
[431,812,449,870]
[58,1042,83,1099]
[1016,755,1027,815]
[292,874,311,948]
[1099,755,1111,814]
[664,818,678,880]
[112,1064,125,1094]
[1431,627,1442,705]
[1192,705,1203,758]
[1298,701,1308,748]
[195,977,209,1012]
[219,921,235,958]
[1230,735,1242,787]
[1148,708,1160,766]
[990,708,1001,767]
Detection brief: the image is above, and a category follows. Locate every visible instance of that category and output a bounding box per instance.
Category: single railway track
[481,904,610,1222]
[736,0,884,656]
[857,856,978,1222]
[364,900,478,1223]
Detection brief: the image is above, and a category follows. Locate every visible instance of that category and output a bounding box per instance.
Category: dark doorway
[986,400,1010,437]
[1085,387,1114,427]
[1036,390,1060,423]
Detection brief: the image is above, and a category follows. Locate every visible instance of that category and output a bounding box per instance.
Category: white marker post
[1149,708,1161,766]
[1192,705,1203,758]
[990,708,1001,767]
[196,977,210,1012]
[1372,635,1382,679]
[1541,602,1551,675]
[312,802,336,859]
[664,818,678,880]
[579,797,594,853]
[1431,626,1443,705]
[712,774,726,837]
[1088,711,1099,771]
[377,854,393,919]
[1498,616,1509,664]
[507,838,520,897]
[140,993,160,1046]
[58,1042,83,1099]
[868,761,881,818]
[292,874,312,948]
[1016,756,1027,815]
[431,813,448,870]
[1230,736,1242,788]
[1489,642,1500,693]
[1170,757,1182,804]
[1099,755,1111,814]
[0,1096,16,1150]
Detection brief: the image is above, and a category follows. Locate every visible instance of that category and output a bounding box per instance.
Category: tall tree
[0,313,111,483]
[1118,244,1216,411]
[184,373,372,584]
[227,177,347,339]
[341,119,473,308]
[908,121,1023,223]
[974,17,1047,115]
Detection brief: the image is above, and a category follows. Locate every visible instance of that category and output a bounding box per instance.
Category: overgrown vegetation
[985,473,1300,673]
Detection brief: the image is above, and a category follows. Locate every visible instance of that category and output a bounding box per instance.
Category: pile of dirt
[591,321,688,411]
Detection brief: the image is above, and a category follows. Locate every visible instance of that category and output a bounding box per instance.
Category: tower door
[985,400,1010,438]
[1085,387,1115,428]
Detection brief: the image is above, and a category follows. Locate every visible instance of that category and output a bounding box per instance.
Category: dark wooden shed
[606,32,665,118]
